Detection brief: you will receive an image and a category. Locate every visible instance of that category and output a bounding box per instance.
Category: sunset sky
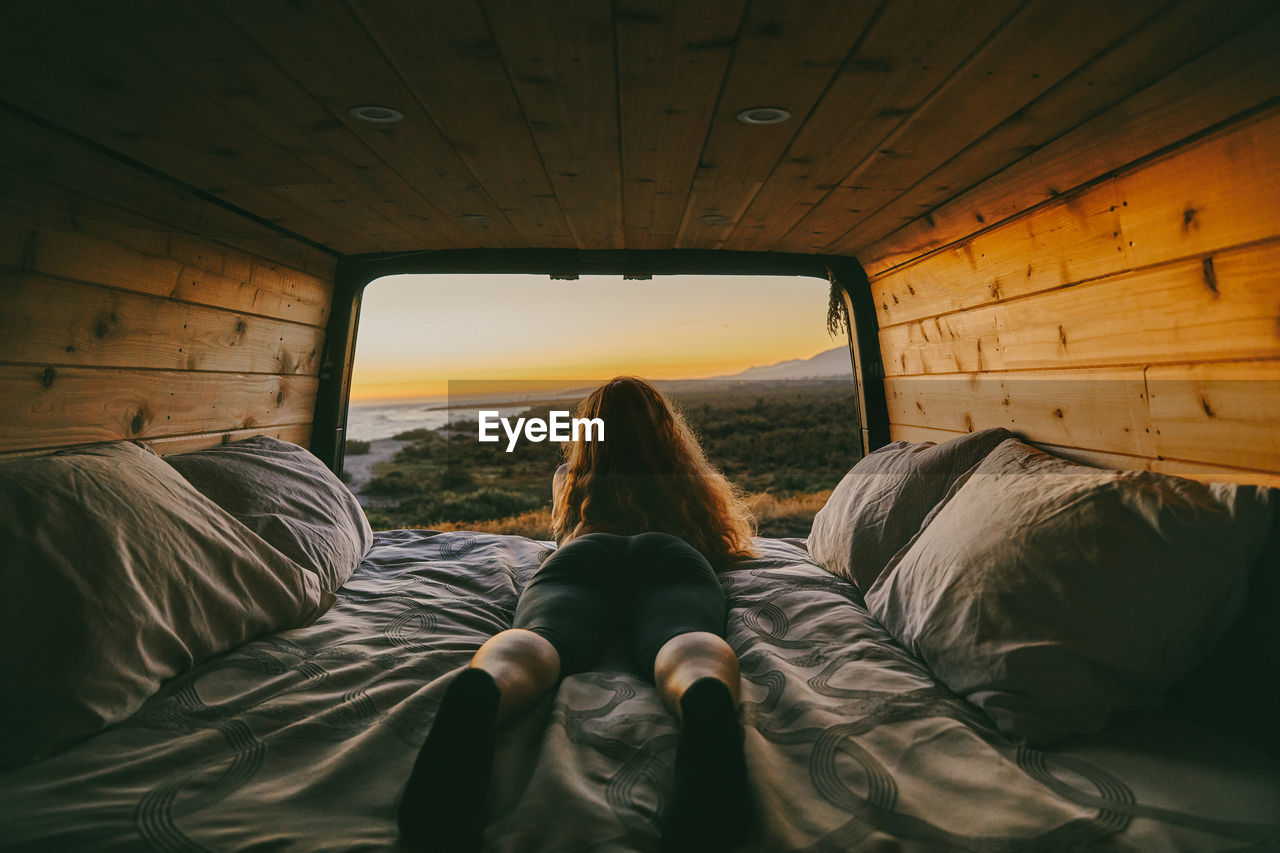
[350,273,840,402]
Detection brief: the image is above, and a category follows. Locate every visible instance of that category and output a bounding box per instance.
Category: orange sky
[350,273,841,402]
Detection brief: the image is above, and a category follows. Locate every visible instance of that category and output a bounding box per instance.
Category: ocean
[346,399,532,442]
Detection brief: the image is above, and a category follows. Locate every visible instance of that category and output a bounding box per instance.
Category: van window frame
[312,249,888,473]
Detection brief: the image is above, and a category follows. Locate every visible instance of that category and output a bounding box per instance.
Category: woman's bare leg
[653,631,740,715]
[470,628,561,721]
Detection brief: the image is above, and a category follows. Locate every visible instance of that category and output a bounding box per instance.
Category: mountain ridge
[710,346,851,380]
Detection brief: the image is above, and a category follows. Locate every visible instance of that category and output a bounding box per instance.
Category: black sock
[661,678,751,852]
[397,668,501,852]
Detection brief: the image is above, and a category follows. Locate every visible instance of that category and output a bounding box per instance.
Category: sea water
[346,399,530,442]
[346,399,448,441]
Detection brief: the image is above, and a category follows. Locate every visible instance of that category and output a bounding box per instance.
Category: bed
[3,432,1279,851]
[2,524,1278,851]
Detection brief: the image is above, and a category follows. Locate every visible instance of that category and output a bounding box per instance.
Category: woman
[397,377,757,852]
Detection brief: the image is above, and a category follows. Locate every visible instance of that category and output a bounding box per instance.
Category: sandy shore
[342,438,408,503]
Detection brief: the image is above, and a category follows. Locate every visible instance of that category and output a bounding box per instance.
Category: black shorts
[512,532,727,677]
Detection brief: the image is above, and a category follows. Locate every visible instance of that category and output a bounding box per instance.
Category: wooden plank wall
[860,93,1280,488]
[0,109,337,458]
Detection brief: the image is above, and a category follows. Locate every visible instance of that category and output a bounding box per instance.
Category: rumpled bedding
[1,530,1277,851]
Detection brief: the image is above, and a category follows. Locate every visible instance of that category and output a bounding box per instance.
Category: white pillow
[865,438,1274,744]
[0,442,328,767]
[808,428,1012,590]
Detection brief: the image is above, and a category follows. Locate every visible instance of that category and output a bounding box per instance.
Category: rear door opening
[343,272,862,538]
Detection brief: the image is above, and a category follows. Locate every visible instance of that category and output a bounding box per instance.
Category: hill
[713,346,851,381]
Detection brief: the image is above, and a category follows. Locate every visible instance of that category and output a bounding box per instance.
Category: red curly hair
[551,377,756,568]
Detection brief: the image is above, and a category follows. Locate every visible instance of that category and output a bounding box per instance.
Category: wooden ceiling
[0,0,1272,258]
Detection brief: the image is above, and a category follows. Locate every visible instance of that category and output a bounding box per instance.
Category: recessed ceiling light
[736,107,790,125]
[458,213,490,223]
[699,213,730,225]
[348,105,403,123]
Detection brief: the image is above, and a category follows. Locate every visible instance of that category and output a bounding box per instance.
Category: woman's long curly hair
[551,377,757,568]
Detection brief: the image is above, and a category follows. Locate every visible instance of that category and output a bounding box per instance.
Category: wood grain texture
[0,273,325,374]
[350,0,576,249]
[887,423,1280,489]
[484,0,623,249]
[721,0,1023,253]
[0,3,364,249]
[0,112,336,276]
[4,2,1277,481]
[879,240,1280,376]
[1034,442,1280,489]
[0,366,318,453]
[212,0,515,250]
[145,423,314,457]
[616,0,743,249]
[0,159,333,329]
[0,423,314,461]
[675,0,877,250]
[832,1,1277,260]
[78,0,460,252]
[785,0,1170,253]
[884,368,1156,457]
[870,106,1280,328]
[2,2,1273,257]
[873,98,1280,488]
[885,423,972,445]
[1146,359,1280,473]
[9,224,331,328]
[1,94,333,458]
[885,361,1280,481]
[853,11,1280,272]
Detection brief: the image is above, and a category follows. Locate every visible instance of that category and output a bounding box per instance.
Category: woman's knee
[471,629,562,721]
[653,631,741,708]
[473,628,561,684]
[654,631,738,670]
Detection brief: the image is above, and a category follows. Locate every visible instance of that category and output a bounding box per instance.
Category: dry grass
[420,489,834,542]
[747,489,831,538]
[746,490,832,520]
[432,508,554,540]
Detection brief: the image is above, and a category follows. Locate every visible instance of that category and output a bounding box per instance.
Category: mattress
[1,530,1277,851]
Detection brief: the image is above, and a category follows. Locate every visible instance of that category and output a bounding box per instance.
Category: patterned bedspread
[1,530,1277,851]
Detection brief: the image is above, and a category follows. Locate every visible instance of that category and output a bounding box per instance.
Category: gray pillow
[865,438,1275,744]
[808,428,1012,590]
[0,442,327,767]
[166,436,372,593]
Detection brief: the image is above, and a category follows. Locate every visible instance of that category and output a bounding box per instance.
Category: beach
[342,437,408,501]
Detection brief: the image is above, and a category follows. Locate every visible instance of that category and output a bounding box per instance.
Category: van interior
[1,2,1277,850]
